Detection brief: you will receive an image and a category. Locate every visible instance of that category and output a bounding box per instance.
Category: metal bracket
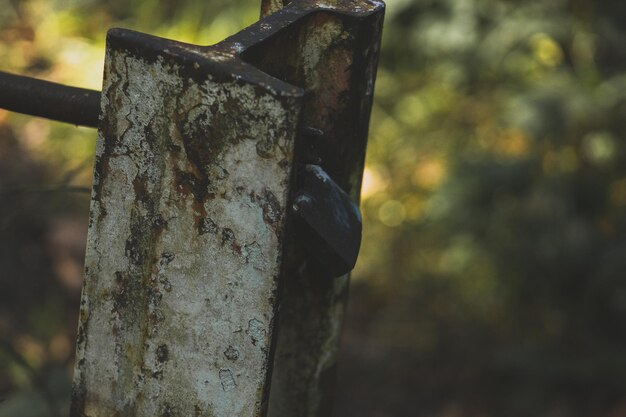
[293,164,362,278]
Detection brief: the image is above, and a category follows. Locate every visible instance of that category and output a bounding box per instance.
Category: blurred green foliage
[341,0,626,416]
[2,0,626,416]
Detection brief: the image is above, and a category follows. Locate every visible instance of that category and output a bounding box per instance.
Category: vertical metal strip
[249,1,386,415]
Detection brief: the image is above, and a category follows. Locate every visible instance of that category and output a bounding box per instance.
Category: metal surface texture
[252,1,384,416]
[72,31,302,417]
[71,0,384,416]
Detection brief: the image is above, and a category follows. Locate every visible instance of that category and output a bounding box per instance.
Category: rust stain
[72,1,383,416]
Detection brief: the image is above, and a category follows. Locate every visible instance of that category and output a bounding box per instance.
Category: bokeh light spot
[531,33,563,67]
[412,158,447,190]
[361,166,388,200]
[378,200,406,227]
[582,131,616,165]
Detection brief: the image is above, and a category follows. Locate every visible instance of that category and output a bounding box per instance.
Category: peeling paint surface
[72,39,301,417]
[72,0,383,416]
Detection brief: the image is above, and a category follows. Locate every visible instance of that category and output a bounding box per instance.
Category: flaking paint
[73,43,302,417]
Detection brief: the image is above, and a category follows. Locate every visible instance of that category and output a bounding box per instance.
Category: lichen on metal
[73,32,302,417]
[72,0,384,416]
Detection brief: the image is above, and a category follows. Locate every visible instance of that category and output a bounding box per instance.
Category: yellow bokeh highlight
[531,33,563,67]
[412,158,447,190]
[361,166,388,200]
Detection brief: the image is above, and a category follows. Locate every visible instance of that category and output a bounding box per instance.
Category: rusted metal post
[70,1,384,416]
[254,1,385,416]
[72,30,302,417]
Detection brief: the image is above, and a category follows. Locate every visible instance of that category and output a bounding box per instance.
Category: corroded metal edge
[101,0,384,100]
[260,0,384,19]
[103,29,302,98]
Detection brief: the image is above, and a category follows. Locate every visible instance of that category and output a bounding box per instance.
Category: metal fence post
[253,2,385,416]
[60,1,384,416]
[71,28,304,417]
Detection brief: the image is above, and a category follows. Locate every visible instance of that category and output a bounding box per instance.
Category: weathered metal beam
[252,1,385,416]
[71,1,383,416]
[72,29,303,417]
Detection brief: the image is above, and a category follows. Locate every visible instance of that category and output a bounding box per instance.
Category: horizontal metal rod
[0,71,100,127]
[0,185,91,195]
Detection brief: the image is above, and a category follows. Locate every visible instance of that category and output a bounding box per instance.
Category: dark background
[2,0,626,416]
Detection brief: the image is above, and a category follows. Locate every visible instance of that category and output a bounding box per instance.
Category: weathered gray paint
[72,1,384,416]
[72,33,303,417]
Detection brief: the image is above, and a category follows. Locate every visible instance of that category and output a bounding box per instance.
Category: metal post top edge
[105,28,305,100]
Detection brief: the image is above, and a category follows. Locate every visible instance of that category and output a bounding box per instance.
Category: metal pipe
[0,70,100,128]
